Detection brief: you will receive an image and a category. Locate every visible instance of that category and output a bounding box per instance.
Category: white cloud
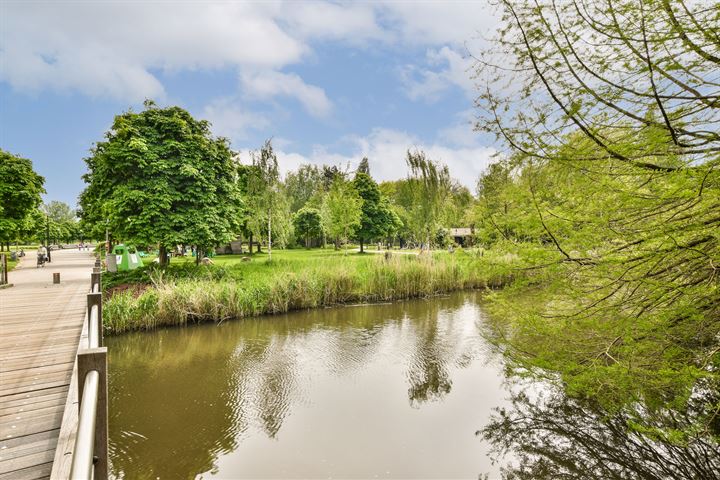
[240,70,333,118]
[400,47,476,102]
[281,1,387,44]
[0,1,499,102]
[377,1,498,46]
[0,2,305,101]
[202,98,269,141]
[438,110,482,148]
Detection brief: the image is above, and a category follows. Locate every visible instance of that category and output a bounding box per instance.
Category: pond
[107,291,512,479]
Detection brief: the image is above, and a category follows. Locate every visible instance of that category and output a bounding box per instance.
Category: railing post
[87,292,103,347]
[91,271,101,291]
[77,348,108,480]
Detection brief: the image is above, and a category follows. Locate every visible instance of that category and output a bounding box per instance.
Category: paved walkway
[0,249,95,480]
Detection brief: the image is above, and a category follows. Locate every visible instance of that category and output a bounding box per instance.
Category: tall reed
[104,251,516,334]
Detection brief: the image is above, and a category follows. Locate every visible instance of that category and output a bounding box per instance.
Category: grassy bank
[103,248,529,334]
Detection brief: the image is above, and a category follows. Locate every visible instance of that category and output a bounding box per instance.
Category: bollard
[53,272,61,284]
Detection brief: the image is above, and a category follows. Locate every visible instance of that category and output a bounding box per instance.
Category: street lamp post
[46,213,52,263]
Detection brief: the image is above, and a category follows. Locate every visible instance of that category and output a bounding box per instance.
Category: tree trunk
[249,233,253,254]
[159,245,168,266]
[359,238,364,253]
[268,212,272,260]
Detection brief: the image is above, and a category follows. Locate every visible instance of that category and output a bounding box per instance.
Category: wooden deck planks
[0,251,94,480]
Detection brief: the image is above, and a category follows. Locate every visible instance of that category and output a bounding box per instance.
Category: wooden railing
[51,257,109,480]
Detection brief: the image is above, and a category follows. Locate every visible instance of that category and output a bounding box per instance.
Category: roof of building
[449,227,473,236]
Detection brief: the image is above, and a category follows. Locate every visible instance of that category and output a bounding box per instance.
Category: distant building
[449,227,475,247]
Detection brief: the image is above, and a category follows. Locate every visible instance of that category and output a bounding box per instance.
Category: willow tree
[405,150,451,250]
[320,177,363,253]
[476,0,720,439]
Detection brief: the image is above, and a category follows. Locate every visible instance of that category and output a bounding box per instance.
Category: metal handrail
[88,305,99,349]
[69,259,107,480]
[70,370,99,480]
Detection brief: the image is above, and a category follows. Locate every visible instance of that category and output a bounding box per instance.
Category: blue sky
[0,1,499,208]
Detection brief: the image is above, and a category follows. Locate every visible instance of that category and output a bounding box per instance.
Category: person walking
[37,245,48,267]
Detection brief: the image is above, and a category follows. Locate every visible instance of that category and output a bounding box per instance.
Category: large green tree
[40,201,79,244]
[321,178,363,253]
[293,207,323,248]
[352,172,393,253]
[79,101,242,264]
[0,150,45,249]
[476,0,720,440]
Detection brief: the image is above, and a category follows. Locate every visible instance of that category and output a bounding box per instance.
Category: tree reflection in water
[478,386,720,480]
[405,304,453,406]
[107,292,499,479]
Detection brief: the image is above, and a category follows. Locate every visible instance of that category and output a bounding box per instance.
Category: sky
[0,1,500,208]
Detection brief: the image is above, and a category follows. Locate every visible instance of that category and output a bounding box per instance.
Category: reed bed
[103,250,516,334]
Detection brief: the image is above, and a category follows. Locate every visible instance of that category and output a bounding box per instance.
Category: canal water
[106,291,514,479]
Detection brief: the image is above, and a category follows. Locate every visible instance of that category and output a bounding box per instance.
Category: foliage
[293,207,323,247]
[285,164,322,213]
[246,140,289,257]
[79,101,242,263]
[357,157,370,175]
[475,0,720,440]
[405,149,452,249]
[320,177,363,251]
[352,172,394,252]
[0,149,45,245]
[40,201,79,243]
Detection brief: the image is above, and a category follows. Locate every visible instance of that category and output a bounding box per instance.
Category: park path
[353,248,420,255]
[0,249,95,480]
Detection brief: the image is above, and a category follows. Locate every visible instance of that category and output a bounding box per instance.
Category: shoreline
[102,250,520,335]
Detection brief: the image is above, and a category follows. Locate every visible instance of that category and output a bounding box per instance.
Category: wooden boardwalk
[0,250,95,480]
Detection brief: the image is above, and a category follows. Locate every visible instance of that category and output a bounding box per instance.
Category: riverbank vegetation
[102,248,528,334]
[472,0,719,458]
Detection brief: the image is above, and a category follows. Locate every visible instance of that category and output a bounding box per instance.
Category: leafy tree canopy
[475,0,720,440]
[321,177,363,251]
[285,164,322,213]
[293,207,323,247]
[79,101,242,261]
[0,150,45,244]
[352,172,394,252]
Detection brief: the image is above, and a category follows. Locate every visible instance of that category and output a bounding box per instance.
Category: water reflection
[108,324,244,478]
[478,386,720,480]
[107,292,506,479]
